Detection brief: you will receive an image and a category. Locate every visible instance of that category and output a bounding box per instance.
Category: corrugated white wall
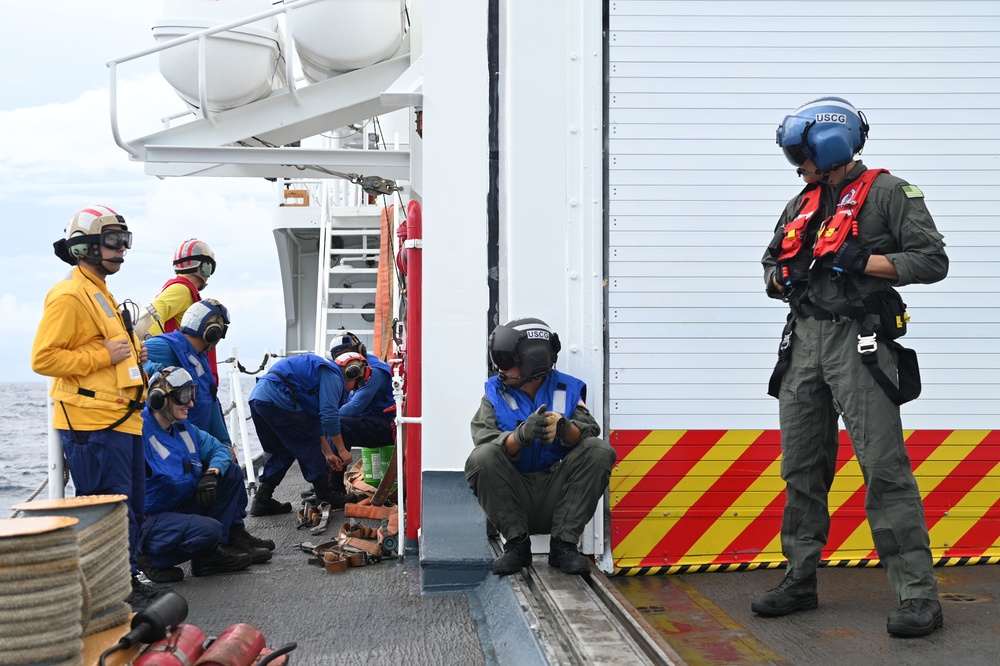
[607,0,1000,430]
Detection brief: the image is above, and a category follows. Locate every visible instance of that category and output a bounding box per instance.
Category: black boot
[250,482,293,516]
[751,573,818,616]
[229,522,276,551]
[492,535,532,576]
[887,599,944,637]
[548,537,590,575]
[192,544,253,577]
[226,526,273,564]
[138,552,184,584]
[127,575,171,612]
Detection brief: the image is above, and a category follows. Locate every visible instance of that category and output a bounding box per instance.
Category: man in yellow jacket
[31,205,160,610]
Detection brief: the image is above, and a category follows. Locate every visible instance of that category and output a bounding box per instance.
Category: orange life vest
[777,168,887,266]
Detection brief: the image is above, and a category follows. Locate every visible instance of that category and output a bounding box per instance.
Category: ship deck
[144,469,1000,665]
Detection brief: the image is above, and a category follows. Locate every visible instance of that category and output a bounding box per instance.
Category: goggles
[168,385,196,406]
[100,229,133,251]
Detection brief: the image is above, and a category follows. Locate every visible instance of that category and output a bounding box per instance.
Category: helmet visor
[776,114,815,166]
[100,229,132,250]
[168,385,196,405]
[490,350,517,371]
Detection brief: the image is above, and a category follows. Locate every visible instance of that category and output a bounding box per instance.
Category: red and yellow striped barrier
[610,429,1000,575]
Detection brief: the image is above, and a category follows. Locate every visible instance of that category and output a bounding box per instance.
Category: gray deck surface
[154,475,487,665]
[613,564,1000,666]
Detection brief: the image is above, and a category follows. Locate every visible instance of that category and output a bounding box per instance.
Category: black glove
[831,239,871,275]
[195,471,219,508]
[554,415,569,441]
[514,405,549,447]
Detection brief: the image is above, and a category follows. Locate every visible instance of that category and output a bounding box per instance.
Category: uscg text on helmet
[526,330,550,340]
[816,113,847,123]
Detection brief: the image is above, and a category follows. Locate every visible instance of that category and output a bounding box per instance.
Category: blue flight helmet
[180,299,230,349]
[776,96,869,172]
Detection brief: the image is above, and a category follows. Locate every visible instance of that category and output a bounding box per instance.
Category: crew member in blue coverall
[137,367,267,582]
[465,318,617,577]
[247,349,368,515]
[330,332,395,446]
[142,299,274,555]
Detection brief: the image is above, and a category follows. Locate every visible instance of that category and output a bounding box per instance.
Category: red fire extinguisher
[194,623,266,666]
[134,624,207,665]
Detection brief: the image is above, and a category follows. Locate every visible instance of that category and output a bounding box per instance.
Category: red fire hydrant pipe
[405,199,423,546]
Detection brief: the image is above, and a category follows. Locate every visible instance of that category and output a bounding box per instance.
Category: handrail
[105,0,328,156]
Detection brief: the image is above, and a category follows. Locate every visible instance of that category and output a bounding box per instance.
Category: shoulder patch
[900,184,924,199]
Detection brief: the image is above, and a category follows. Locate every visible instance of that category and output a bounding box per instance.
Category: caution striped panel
[609,429,1000,575]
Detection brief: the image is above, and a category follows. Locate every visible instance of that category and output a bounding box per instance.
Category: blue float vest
[142,408,203,514]
[486,370,586,473]
[257,354,341,415]
[159,331,216,431]
[365,354,397,416]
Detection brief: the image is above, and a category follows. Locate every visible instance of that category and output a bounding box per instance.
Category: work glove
[514,405,549,447]
[195,471,219,508]
[542,412,567,444]
[831,239,871,275]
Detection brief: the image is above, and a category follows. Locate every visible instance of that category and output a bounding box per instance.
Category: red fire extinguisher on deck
[134,624,207,665]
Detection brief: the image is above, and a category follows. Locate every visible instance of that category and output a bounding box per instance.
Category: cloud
[0,72,286,381]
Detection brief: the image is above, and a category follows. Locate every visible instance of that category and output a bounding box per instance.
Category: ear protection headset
[203,319,225,344]
[334,352,372,383]
[68,231,100,260]
[147,367,195,412]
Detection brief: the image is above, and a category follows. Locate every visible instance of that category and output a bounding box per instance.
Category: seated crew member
[465,318,617,576]
[137,368,268,582]
[247,349,368,515]
[142,300,273,552]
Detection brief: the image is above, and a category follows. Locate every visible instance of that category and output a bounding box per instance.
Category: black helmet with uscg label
[489,317,561,379]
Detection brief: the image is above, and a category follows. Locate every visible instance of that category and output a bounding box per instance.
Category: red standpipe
[405,199,423,545]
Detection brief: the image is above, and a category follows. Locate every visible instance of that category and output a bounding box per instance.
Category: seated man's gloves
[514,405,550,447]
[544,412,568,444]
[195,470,219,508]
[831,239,871,274]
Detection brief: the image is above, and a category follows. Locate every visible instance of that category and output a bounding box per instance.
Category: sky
[1,2,286,382]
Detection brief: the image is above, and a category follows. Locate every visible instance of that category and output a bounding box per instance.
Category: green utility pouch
[864,288,908,339]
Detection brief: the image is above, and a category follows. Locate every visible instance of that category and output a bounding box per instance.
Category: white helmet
[180,299,230,349]
[61,205,131,264]
[173,239,217,278]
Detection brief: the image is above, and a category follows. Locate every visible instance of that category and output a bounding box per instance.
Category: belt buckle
[832,313,851,325]
[857,333,877,354]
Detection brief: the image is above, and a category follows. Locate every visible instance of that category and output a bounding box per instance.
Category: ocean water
[0,375,263,518]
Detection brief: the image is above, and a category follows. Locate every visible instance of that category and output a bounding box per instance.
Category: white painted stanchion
[46,380,65,500]
[229,346,258,488]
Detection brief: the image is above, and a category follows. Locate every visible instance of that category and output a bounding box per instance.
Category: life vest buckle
[857,333,878,355]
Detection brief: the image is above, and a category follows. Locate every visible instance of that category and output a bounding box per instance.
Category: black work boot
[127,576,172,612]
[887,599,944,637]
[191,544,253,577]
[548,537,590,575]
[250,482,293,516]
[137,552,184,584]
[751,573,818,616]
[492,535,532,576]
[229,522,276,551]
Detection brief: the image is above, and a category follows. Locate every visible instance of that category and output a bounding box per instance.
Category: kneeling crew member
[138,367,269,582]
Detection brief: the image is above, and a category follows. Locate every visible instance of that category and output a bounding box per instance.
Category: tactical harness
[768,169,920,405]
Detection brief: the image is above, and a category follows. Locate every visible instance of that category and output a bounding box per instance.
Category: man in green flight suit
[757,96,948,637]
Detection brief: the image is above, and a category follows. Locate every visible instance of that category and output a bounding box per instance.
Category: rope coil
[0,526,83,665]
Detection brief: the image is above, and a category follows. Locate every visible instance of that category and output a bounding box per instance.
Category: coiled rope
[0,526,84,665]
[76,502,131,635]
